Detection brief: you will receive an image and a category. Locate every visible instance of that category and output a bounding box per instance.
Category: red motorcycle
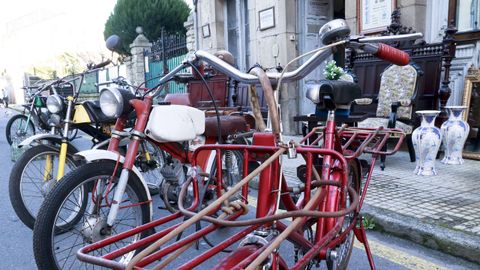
[32,38,255,270]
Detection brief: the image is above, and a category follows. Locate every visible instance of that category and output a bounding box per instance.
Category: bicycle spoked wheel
[294,220,316,270]
[6,114,35,145]
[326,160,361,270]
[198,149,245,251]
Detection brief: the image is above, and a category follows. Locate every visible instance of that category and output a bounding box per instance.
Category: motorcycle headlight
[46,94,64,114]
[47,114,62,127]
[99,87,134,118]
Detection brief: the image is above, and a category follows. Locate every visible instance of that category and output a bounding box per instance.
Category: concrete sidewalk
[280,135,480,264]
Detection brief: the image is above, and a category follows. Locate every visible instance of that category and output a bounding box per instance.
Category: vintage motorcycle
[8,65,165,230]
[68,19,418,270]
[6,82,58,145]
[32,35,254,269]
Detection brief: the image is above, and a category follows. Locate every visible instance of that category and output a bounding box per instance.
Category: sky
[0,0,119,72]
[0,0,194,94]
[0,0,194,100]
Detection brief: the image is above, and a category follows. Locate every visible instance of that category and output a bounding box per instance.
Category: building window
[456,0,479,32]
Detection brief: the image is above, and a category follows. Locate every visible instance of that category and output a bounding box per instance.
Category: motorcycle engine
[161,159,186,185]
[159,159,189,209]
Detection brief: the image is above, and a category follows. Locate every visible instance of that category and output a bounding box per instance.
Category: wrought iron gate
[144,30,188,93]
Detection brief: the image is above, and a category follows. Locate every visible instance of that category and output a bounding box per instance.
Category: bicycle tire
[326,159,361,270]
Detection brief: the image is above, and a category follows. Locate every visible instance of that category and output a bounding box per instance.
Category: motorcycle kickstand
[353,215,376,270]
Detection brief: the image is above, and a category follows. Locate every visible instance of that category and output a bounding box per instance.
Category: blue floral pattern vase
[412,110,442,176]
[441,106,470,165]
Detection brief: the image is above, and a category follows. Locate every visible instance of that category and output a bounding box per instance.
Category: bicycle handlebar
[357,32,423,43]
[192,47,333,84]
[360,43,411,66]
[95,77,128,87]
[374,43,411,66]
[153,32,422,91]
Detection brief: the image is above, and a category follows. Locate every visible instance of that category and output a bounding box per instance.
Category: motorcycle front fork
[56,98,74,180]
[107,168,131,226]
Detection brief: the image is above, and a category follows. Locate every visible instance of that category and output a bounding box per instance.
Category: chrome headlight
[47,114,62,127]
[46,94,64,114]
[99,87,135,118]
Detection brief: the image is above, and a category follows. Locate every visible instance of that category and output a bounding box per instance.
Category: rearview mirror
[105,35,121,52]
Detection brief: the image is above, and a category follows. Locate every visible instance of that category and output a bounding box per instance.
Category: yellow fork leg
[43,154,53,181]
[56,143,68,181]
[145,148,152,162]
[142,142,152,162]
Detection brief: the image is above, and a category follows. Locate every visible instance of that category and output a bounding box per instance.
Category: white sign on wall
[358,0,396,33]
[259,7,275,31]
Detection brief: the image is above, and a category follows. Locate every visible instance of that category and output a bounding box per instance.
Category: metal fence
[76,65,127,101]
[144,31,188,94]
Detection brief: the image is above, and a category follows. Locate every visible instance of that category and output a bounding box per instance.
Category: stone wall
[194,0,299,134]
[128,28,151,87]
[185,14,195,52]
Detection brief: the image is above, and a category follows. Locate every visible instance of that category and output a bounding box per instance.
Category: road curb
[362,204,480,264]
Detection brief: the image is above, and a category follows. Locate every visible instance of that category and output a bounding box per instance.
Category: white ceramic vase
[412,110,442,176]
[441,106,470,165]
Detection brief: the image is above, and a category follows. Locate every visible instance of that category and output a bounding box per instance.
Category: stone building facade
[190,0,479,134]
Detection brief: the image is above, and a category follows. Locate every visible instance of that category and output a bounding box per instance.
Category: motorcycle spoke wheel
[33,161,151,270]
[9,145,77,229]
[52,185,140,268]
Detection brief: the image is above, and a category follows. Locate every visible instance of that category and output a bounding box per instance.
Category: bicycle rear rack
[300,126,405,159]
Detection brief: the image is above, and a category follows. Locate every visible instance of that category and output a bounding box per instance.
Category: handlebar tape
[374,43,410,66]
[90,60,112,70]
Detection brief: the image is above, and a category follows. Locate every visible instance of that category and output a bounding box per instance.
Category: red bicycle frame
[76,26,413,268]
[77,109,404,269]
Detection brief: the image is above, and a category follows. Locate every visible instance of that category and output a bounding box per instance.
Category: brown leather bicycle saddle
[204,115,249,138]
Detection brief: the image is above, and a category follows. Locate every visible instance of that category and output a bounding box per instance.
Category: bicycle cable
[187,62,223,144]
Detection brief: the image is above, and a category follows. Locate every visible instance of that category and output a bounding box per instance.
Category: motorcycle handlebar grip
[374,43,410,66]
[90,59,112,70]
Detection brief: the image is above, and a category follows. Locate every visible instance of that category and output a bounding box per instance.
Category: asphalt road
[0,107,478,270]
